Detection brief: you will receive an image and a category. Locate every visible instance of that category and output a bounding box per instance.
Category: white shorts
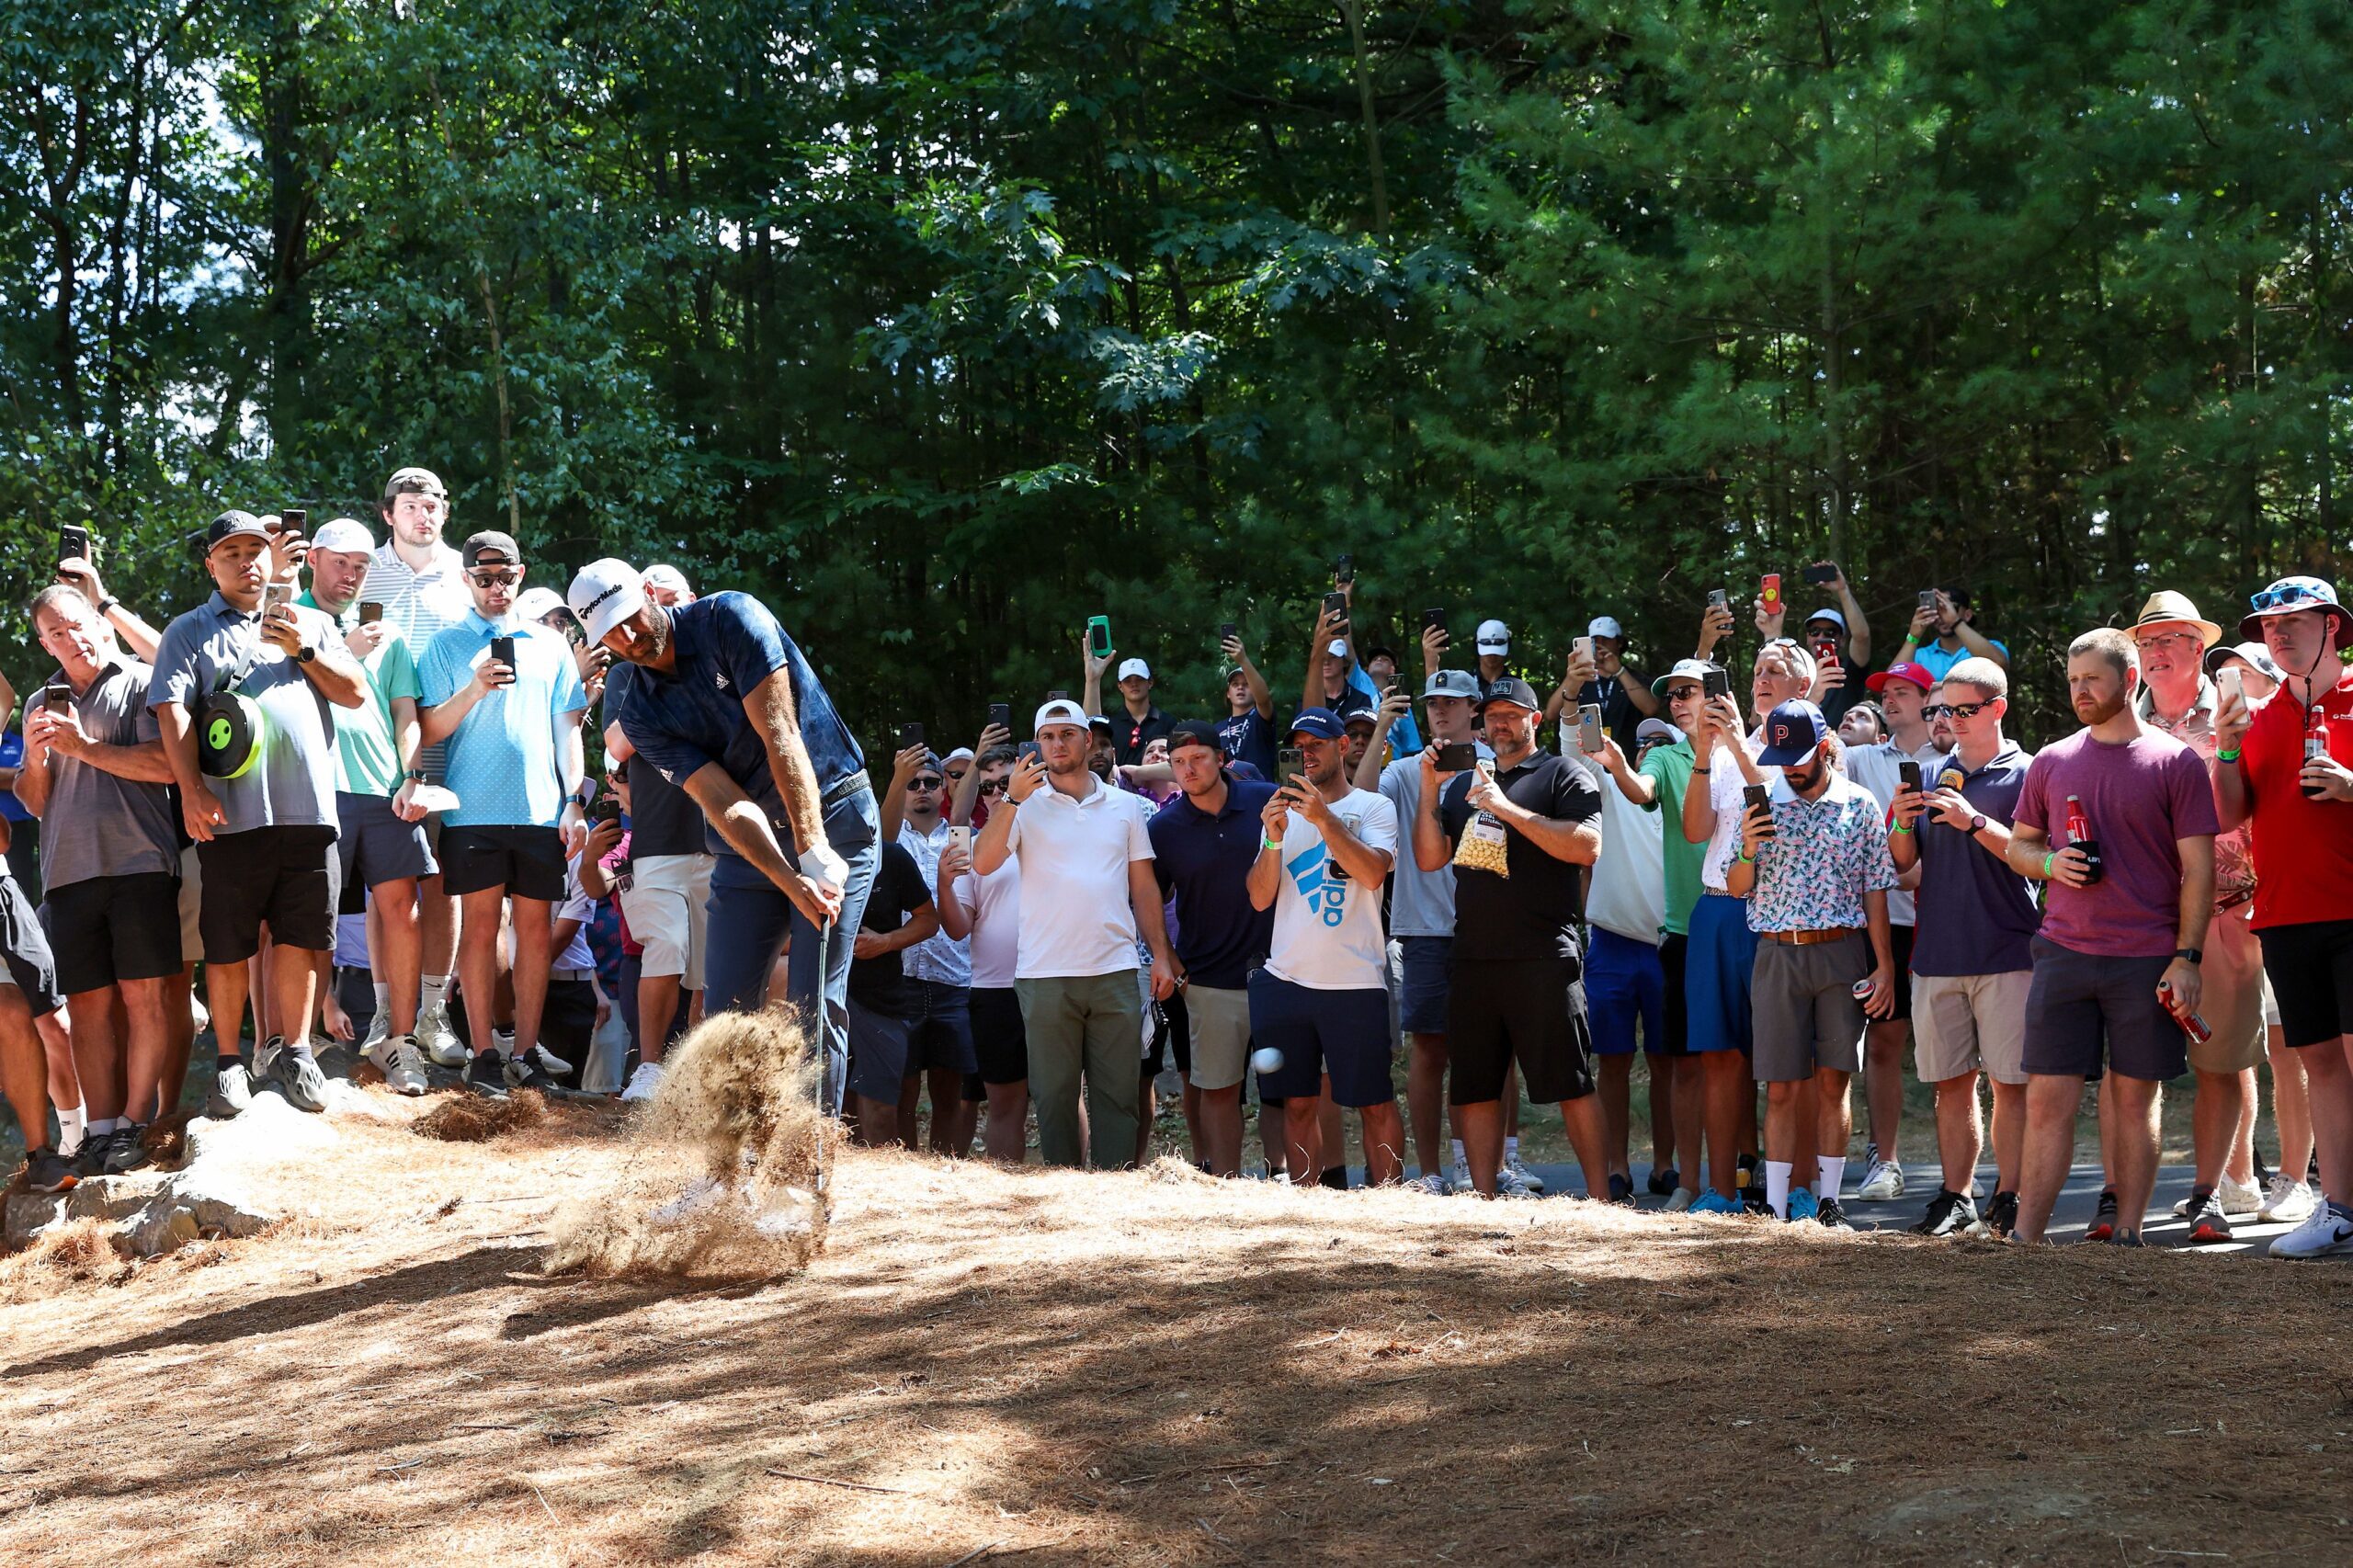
[620,852,713,987]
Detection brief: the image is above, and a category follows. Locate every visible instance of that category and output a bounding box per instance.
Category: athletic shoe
[503,1051,562,1095]
[1739,1182,1770,1215]
[25,1148,77,1193]
[2180,1187,2233,1245]
[421,1002,467,1068]
[1504,1153,1544,1194]
[1859,1159,1904,1202]
[260,1038,328,1114]
[2258,1176,2315,1225]
[359,999,391,1055]
[2270,1204,2353,1260]
[102,1122,152,1175]
[2218,1175,2264,1217]
[1495,1165,1540,1200]
[466,1051,510,1101]
[1786,1187,1819,1223]
[1647,1166,1678,1197]
[1912,1187,1979,1238]
[365,1035,430,1096]
[1607,1172,1635,1206]
[1665,1187,1698,1213]
[620,1061,665,1104]
[524,1043,573,1078]
[2084,1188,2120,1244]
[1404,1172,1449,1196]
[1816,1197,1855,1230]
[1983,1190,2020,1238]
[1688,1190,1741,1217]
[72,1136,110,1179]
[2108,1231,2147,1248]
[206,1059,256,1119]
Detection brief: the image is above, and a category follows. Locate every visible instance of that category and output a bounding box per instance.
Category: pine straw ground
[1,1092,2350,1567]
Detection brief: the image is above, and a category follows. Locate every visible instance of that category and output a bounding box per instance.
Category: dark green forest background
[5,0,2347,749]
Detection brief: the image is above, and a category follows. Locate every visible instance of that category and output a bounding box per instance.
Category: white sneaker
[360,1002,391,1055]
[1665,1187,1698,1213]
[1858,1159,1904,1201]
[365,1034,430,1096]
[2270,1203,2353,1259]
[1404,1172,1449,1196]
[649,1176,725,1227]
[2258,1176,2316,1226]
[421,1001,466,1067]
[2219,1174,2264,1216]
[1503,1153,1545,1194]
[1495,1165,1540,1200]
[620,1061,666,1104]
[523,1043,573,1077]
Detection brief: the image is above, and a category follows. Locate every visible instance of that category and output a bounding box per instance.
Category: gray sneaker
[258,1035,329,1113]
[102,1122,153,1175]
[420,1000,467,1067]
[366,1033,430,1096]
[207,1059,256,1119]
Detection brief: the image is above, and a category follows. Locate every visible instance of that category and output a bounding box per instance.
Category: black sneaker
[2109,1231,2147,1248]
[1984,1190,2020,1238]
[102,1123,152,1176]
[503,1051,563,1096]
[1816,1197,1855,1230]
[1911,1187,1979,1237]
[25,1147,77,1193]
[1647,1165,1678,1197]
[466,1051,510,1100]
[2181,1187,2233,1245]
[71,1134,110,1179]
[2084,1187,2120,1243]
[1607,1172,1635,1206]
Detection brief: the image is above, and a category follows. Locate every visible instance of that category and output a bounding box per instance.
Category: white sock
[1766,1160,1793,1219]
[1505,1135,1521,1164]
[1817,1155,1847,1199]
[57,1103,85,1151]
[372,981,390,1017]
[421,974,449,1016]
[86,1116,118,1138]
[1450,1139,1468,1176]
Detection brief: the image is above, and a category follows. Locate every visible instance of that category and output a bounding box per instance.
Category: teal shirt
[419,614,587,827]
[301,594,419,798]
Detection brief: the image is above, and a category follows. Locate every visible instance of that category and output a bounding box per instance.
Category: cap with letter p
[567,558,647,642]
[1757,699,1830,767]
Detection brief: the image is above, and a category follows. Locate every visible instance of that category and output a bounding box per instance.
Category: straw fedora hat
[2131,590,2222,649]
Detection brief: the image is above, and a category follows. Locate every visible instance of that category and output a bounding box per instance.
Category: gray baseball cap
[1424,668,1481,700]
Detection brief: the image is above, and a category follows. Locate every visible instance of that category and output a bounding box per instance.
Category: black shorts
[46,872,185,995]
[1657,932,1690,1055]
[4,873,61,1018]
[1881,923,1915,1023]
[969,984,1029,1085]
[2257,919,2353,1051]
[2020,936,2184,1083]
[197,825,338,962]
[440,824,566,902]
[336,790,435,898]
[541,975,597,1073]
[1447,956,1598,1106]
[908,980,977,1074]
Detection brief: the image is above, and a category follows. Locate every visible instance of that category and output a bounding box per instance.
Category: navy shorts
[1248,971,1394,1108]
[1685,892,1757,1054]
[907,980,977,1074]
[847,998,915,1102]
[969,985,1029,1085]
[1396,936,1453,1035]
[1587,927,1665,1057]
[335,790,435,897]
[1656,931,1690,1054]
[2020,936,2185,1083]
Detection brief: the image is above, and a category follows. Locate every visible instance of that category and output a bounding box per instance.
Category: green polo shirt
[300,593,420,798]
[1639,737,1706,936]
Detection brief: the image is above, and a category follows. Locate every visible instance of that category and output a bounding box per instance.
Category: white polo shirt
[367,539,472,654]
[1003,775,1154,980]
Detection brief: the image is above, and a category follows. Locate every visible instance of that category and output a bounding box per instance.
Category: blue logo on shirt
[1286,840,1348,927]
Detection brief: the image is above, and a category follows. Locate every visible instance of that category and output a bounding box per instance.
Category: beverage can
[1851,978,1875,999]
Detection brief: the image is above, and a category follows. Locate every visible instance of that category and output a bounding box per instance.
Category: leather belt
[1761,926,1859,947]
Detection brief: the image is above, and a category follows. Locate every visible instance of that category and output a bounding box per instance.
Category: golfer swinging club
[570,561,879,1112]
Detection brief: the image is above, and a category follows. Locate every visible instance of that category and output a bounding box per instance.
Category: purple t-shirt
[2013,727,2220,959]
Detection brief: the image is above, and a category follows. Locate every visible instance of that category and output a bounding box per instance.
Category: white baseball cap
[308,517,375,556]
[514,586,569,625]
[1586,616,1623,641]
[1116,656,1152,681]
[1475,619,1510,653]
[1324,638,1349,658]
[1804,608,1847,632]
[568,558,647,642]
[642,563,692,597]
[1033,698,1089,733]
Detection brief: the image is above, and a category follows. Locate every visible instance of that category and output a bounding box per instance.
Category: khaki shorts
[1912,971,2031,1086]
[620,852,713,988]
[2191,904,2267,1074]
[178,844,203,966]
[1186,983,1252,1091]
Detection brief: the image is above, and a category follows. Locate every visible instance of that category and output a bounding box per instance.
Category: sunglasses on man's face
[978,778,1010,797]
[908,777,943,791]
[469,568,520,586]
[1923,700,1992,720]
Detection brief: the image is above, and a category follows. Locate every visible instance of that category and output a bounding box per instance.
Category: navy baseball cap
[1290,707,1346,741]
[1167,719,1222,752]
[1757,699,1829,767]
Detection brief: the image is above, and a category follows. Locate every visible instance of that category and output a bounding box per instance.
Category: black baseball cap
[1478,676,1542,712]
[462,530,522,567]
[1167,719,1222,753]
[204,510,270,554]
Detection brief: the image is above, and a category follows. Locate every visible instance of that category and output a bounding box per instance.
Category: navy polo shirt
[610,593,866,855]
[1148,778,1277,989]
[1910,741,2041,976]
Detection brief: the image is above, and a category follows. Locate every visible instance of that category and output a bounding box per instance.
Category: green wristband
[2042,851,2056,879]
[2217,747,2241,763]
[1893,822,1915,835]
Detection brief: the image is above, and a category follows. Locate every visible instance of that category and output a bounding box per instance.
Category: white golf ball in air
[1251,1046,1285,1075]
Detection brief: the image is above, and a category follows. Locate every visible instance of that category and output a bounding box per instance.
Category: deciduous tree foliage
[2,0,2346,743]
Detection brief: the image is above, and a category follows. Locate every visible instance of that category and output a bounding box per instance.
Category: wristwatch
[2175,947,2203,965]
[294,642,316,665]
[1969,813,1987,834]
